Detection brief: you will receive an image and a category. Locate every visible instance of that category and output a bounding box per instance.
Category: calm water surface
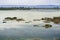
[0,9,60,40]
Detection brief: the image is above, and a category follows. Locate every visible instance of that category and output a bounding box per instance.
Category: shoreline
[0,8,60,10]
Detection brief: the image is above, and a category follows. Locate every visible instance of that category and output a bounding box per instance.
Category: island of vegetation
[3,17,25,23]
[33,19,40,21]
[41,16,60,24]
[43,24,52,28]
[33,25,39,27]
[25,21,32,23]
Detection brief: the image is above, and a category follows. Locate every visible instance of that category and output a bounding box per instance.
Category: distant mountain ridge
[0,5,60,8]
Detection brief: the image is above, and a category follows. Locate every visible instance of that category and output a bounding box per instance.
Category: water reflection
[0,24,59,40]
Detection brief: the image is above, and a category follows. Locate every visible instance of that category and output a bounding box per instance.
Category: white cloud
[0,0,60,5]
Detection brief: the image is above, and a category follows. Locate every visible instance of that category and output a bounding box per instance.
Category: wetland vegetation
[43,24,52,28]
[2,16,60,28]
[3,17,25,23]
[41,16,60,24]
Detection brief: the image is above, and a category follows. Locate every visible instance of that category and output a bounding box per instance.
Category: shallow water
[0,9,60,40]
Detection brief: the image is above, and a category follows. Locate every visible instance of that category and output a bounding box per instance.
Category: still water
[0,9,60,40]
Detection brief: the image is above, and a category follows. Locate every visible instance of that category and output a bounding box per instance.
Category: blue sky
[0,0,60,5]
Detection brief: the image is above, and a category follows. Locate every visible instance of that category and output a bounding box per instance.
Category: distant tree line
[0,7,31,10]
[0,6,60,10]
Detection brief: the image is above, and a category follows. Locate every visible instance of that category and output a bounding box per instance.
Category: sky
[0,0,60,5]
